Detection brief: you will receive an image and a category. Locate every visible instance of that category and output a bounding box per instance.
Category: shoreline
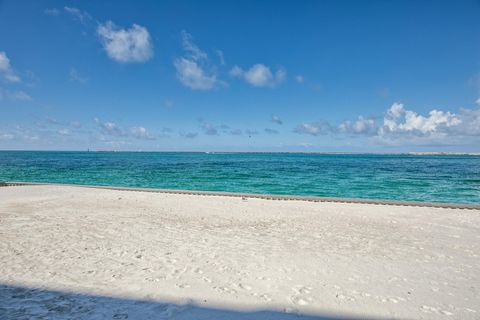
[2,181,479,210]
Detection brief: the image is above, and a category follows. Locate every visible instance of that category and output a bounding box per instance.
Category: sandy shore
[0,185,479,319]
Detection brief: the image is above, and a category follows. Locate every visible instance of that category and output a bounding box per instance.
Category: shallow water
[0,151,479,204]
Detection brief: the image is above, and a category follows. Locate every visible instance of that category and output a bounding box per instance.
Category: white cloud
[295,75,304,83]
[174,31,221,90]
[230,64,286,87]
[130,126,155,140]
[294,102,480,145]
[94,118,126,137]
[271,114,283,125]
[94,118,156,140]
[97,21,153,63]
[229,65,243,77]
[174,58,218,90]
[64,6,92,25]
[245,64,275,87]
[447,107,480,137]
[0,88,32,101]
[380,103,461,135]
[338,116,376,135]
[69,68,88,83]
[181,31,207,61]
[294,122,330,136]
[0,52,20,82]
[476,98,480,106]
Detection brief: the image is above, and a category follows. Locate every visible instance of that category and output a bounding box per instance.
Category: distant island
[407,152,480,155]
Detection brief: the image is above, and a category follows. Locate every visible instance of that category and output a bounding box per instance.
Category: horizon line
[0,149,479,155]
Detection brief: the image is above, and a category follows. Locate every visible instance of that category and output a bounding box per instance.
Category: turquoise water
[0,151,479,204]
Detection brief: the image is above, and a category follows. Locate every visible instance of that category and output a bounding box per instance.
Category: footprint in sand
[291,296,310,305]
[238,283,252,290]
[259,294,272,301]
[193,268,203,274]
[290,286,313,306]
[215,286,237,294]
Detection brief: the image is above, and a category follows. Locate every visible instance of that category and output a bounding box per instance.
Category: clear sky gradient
[1,0,479,152]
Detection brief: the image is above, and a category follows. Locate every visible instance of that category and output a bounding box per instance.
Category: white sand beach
[0,185,479,319]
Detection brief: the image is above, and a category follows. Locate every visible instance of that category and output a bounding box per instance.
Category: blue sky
[1,0,479,152]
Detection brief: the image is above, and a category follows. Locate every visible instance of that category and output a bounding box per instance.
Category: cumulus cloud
[181,31,207,61]
[130,126,155,140]
[229,65,243,77]
[338,116,376,135]
[97,21,153,63]
[294,122,331,136]
[271,114,283,125]
[476,98,480,106]
[69,68,88,83]
[95,118,126,137]
[231,64,286,87]
[94,118,156,140]
[0,88,32,101]
[452,108,480,136]
[196,121,249,136]
[64,6,92,25]
[0,52,20,82]
[380,103,461,136]
[294,102,480,146]
[174,31,221,90]
[174,58,219,90]
[264,128,278,134]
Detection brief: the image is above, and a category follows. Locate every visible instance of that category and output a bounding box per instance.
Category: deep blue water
[0,151,479,204]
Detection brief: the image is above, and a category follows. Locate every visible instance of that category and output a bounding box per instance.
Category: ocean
[0,151,479,204]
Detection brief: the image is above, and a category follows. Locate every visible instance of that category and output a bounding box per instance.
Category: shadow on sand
[0,283,393,320]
